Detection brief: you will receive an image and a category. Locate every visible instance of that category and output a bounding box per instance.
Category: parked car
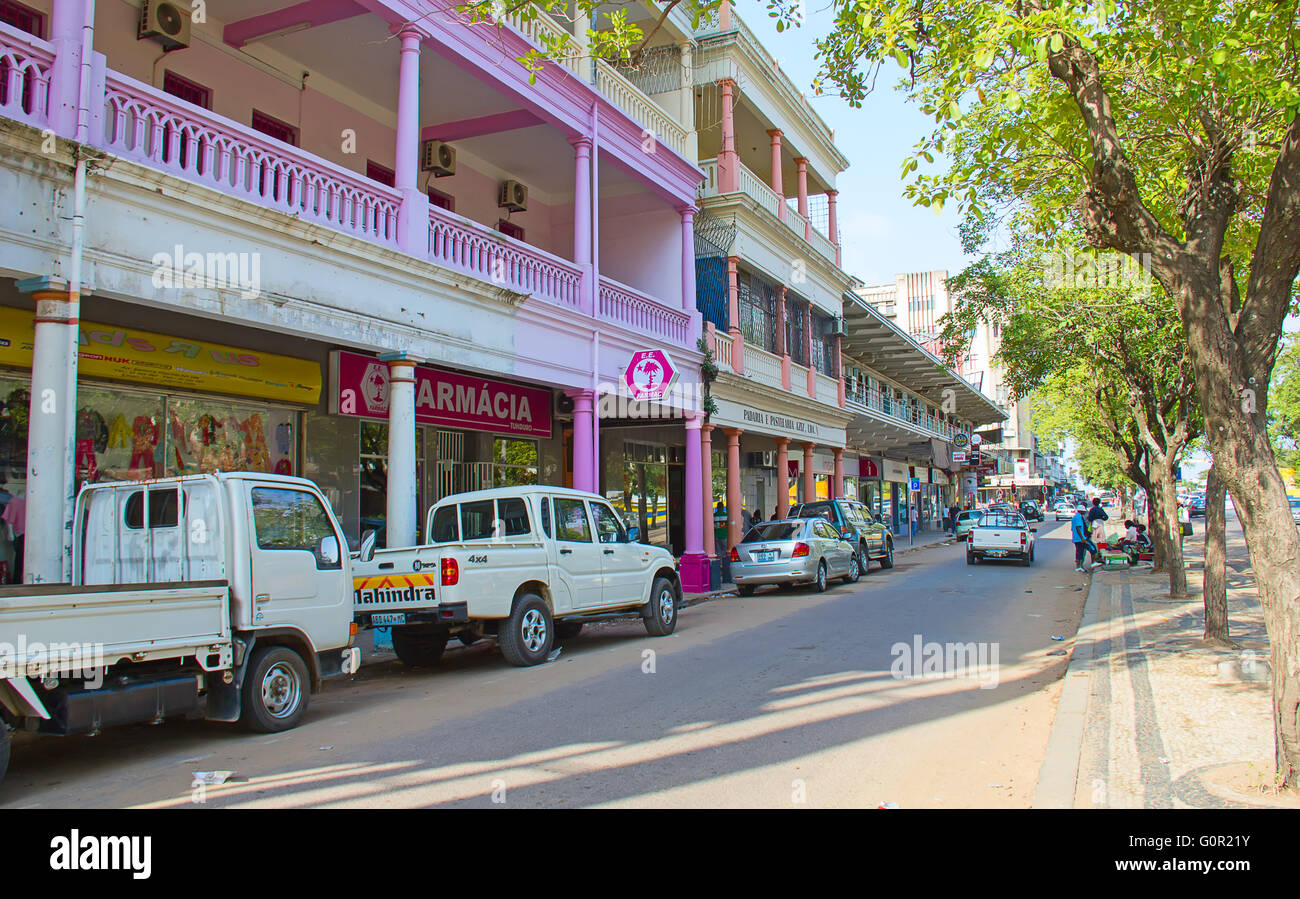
[966,510,1036,566]
[1019,500,1044,522]
[1052,501,1075,521]
[789,498,895,574]
[354,486,681,667]
[1189,493,1207,517]
[953,509,984,538]
[730,518,860,595]
[1290,497,1300,525]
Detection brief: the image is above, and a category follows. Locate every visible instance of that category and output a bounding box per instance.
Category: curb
[1032,569,1102,809]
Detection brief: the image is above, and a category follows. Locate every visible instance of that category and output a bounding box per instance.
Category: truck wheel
[878,539,895,569]
[967,551,977,565]
[241,646,310,733]
[1021,551,1033,567]
[555,621,584,640]
[392,626,449,667]
[499,593,553,666]
[858,543,871,575]
[643,576,678,636]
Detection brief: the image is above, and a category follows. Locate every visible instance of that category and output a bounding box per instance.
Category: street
[1,521,1087,809]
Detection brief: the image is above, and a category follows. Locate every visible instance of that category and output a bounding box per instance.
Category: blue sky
[738,3,971,287]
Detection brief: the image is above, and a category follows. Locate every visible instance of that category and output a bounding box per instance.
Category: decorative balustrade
[847,386,963,441]
[743,344,784,390]
[736,163,781,218]
[102,72,399,245]
[712,330,734,371]
[598,277,691,345]
[502,6,583,76]
[697,158,838,267]
[430,205,582,309]
[814,372,839,407]
[593,60,688,155]
[0,23,53,129]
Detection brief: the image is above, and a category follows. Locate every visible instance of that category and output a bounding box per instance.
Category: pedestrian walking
[948,502,960,536]
[1072,503,1098,570]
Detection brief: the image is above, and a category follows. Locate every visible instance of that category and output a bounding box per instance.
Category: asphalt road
[1,520,1090,809]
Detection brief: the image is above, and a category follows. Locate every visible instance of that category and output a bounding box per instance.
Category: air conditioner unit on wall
[831,316,848,337]
[420,140,456,176]
[499,180,528,212]
[747,451,776,469]
[139,1,191,51]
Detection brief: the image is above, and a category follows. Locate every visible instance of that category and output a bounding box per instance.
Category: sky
[736,3,971,287]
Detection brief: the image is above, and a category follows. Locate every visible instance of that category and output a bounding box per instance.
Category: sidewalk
[1034,522,1297,808]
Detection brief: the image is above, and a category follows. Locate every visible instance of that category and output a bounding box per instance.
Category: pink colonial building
[0,0,713,590]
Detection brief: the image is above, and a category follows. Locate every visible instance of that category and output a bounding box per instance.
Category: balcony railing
[598,277,691,344]
[698,157,838,267]
[103,70,400,246]
[845,384,960,441]
[712,328,734,372]
[743,343,784,391]
[429,205,583,309]
[0,23,53,129]
[593,60,688,155]
[814,371,839,407]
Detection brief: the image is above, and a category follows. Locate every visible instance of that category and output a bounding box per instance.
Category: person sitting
[1134,524,1152,547]
[1115,520,1139,549]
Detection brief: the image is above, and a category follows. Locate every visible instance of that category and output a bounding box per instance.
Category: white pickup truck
[966,509,1036,566]
[352,485,681,667]
[0,473,361,783]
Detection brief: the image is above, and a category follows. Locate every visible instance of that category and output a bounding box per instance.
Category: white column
[382,353,419,547]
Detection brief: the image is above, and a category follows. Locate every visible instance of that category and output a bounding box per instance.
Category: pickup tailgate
[352,547,440,617]
[0,581,231,674]
[972,527,1024,553]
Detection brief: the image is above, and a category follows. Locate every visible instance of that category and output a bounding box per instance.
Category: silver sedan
[729,518,860,596]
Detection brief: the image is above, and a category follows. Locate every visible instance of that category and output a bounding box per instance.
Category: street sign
[952,450,968,463]
[970,433,982,445]
[908,477,920,491]
[953,433,969,448]
[624,350,678,401]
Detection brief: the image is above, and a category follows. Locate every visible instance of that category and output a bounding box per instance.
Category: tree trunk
[1148,476,1169,572]
[1203,461,1230,645]
[1154,463,1188,598]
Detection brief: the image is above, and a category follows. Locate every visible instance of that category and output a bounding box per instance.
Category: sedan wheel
[812,560,828,593]
[846,553,861,583]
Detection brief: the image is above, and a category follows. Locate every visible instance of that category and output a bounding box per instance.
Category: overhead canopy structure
[841,290,1006,428]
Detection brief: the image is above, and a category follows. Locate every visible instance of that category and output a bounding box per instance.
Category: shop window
[360,422,425,546]
[250,487,340,569]
[497,219,525,241]
[493,438,538,487]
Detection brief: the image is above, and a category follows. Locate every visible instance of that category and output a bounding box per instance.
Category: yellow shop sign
[0,306,321,405]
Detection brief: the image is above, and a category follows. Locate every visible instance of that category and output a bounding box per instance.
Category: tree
[804,0,1300,789]
[944,240,1201,597]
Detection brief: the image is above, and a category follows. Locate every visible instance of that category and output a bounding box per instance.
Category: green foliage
[1268,335,1300,470]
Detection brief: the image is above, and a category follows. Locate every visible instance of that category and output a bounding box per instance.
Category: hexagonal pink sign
[625,350,677,401]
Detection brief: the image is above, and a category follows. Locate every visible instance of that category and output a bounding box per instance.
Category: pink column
[680,415,709,592]
[718,80,739,193]
[679,206,696,312]
[394,26,428,256]
[725,428,743,550]
[702,423,716,558]
[827,189,840,265]
[571,136,594,315]
[833,448,845,500]
[727,256,744,374]
[803,442,816,503]
[569,389,595,492]
[768,129,786,221]
[777,285,791,390]
[775,437,791,519]
[795,157,811,241]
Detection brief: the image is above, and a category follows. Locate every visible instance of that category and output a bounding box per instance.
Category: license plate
[372,612,406,626]
[985,550,1006,557]
[754,551,777,562]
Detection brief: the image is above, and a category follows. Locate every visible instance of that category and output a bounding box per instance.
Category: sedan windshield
[744,522,804,542]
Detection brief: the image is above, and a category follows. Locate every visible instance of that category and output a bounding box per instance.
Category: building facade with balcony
[0,0,715,588]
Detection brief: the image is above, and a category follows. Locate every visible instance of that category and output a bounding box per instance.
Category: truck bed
[0,581,232,675]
